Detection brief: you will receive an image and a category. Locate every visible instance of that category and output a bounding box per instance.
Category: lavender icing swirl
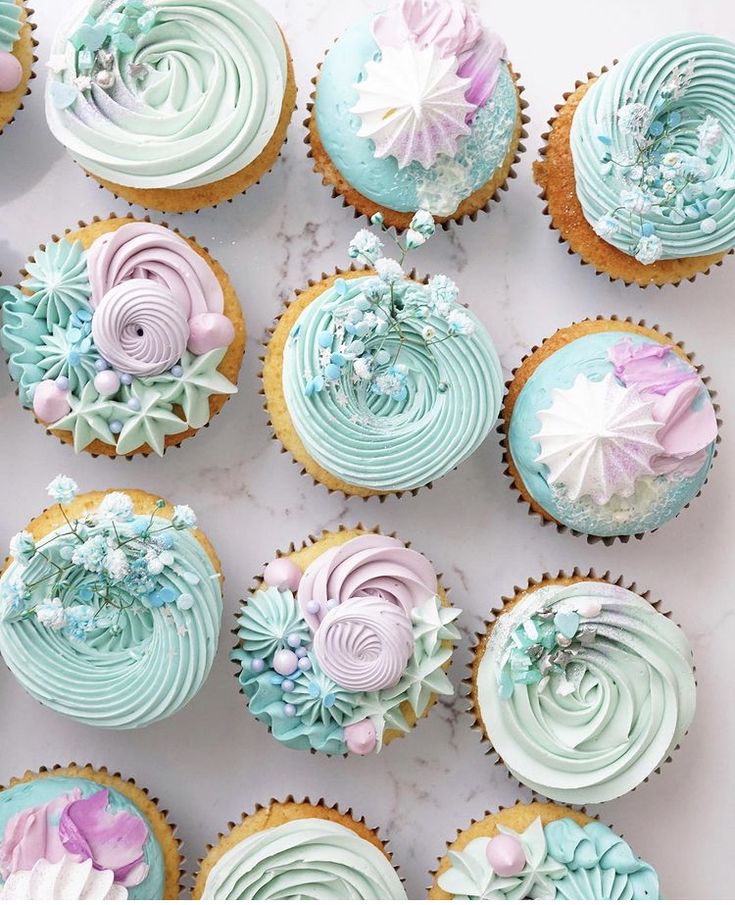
[91,279,189,376]
[312,596,414,692]
[297,534,437,631]
[87,222,224,317]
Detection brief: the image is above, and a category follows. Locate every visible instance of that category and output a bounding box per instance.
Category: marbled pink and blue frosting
[0,221,238,455]
[0,776,163,900]
[233,533,461,755]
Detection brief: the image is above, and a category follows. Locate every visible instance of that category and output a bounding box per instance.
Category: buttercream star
[53,383,129,452]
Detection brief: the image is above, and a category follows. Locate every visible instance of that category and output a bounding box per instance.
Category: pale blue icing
[545,820,659,900]
[314,15,519,215]
[508,331,715,536]
[0,776,165,900]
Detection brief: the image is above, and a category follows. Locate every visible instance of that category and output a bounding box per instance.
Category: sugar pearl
[273,649,298,677]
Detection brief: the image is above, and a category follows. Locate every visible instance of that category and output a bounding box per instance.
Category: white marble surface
[1,0,733,899]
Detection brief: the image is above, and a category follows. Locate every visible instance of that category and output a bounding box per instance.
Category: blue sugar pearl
[295,647,308,659]
[348,308,363,324]
[324,363,341,380]
[324,693,336,708]
[330,353,346,366]
[317,330,333,348]
[287,633,301,649]
[281,679,295,693]
[306,600,320,614]
[67,351,80,366]
[298,656,311,671]
[250,658,265,673]
[128,397,141,412]
[94,358,109,371]
[640,222,655,237]
[120,373,133,385]
[375,350,391,366]
[170,365,184,378]
[284,703,296,718]
[706,198,722,215]
[55,376,70,391]
[109,420,123,434]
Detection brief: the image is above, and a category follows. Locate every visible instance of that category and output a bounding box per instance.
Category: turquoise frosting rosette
[267,212,503,495]
[233,530,461,756]
[0,477,223,729]
[0,219,240,456]
[435,805,659,900]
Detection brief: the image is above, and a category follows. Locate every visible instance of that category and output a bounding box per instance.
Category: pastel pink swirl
[312,596,414,692]
[87,222,224,318]
[296,534,437,631]
[91,279,189,376]
[373,0,506,112]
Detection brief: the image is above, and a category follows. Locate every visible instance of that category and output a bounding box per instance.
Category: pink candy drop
[263,558,303,593]
[187,312,235,355]
[33,380,70,424]
[0,52,22,93]
[344,718,377,755]
[486,834,526,877]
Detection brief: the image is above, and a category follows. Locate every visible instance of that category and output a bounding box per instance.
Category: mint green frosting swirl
[570,33,735,259]
[0,0,22,54]
[46,0,288,190]
[201,818,406,899]
[0,514,222,729]
[282,277,502,491]
[476,581,696,804]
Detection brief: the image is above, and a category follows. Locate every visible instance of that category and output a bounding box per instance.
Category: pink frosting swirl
[297,534,437,631]
[87,222,224,318]
[0,793,78,879]
[91,279,189,376]
[312,596,414,692]
[372,0,506,112]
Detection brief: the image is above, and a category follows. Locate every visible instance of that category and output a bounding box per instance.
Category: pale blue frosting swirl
[282,276,503,491]
[0,0,22,54]
[201,818,406,899]
[0,513,222,729]
[570,33,735,259]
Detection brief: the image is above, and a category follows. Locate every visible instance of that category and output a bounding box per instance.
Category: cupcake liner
[232,524,455,756]
[499,315,722,545]
[0,2,37,137]
[260,265,435,501]
[533,65,732,287]
[80,32,297,214]
[428,798,596,899]
[305,56,529,231]
[0,762,184,900]
[465,568,695,801]
[4,212,246,459]
[191,795,404,898]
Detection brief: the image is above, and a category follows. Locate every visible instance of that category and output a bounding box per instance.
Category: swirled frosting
[87,222,224,318]
[0,0,22,54]
[438,814,659,900]
[0,222,238,455]
[92,280,189,376]
[282,276,502,491]
[201,818,406,899]
[570,33,735,261]
[233,532,461,754]
[0,776,166,900]
[476,580,696,804]
[0,495,223,729]
[46,0,288,190]
[508,329,717,536]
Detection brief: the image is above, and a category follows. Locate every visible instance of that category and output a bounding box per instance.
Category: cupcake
[192,799,406,899]
[0,0,34,134]
[233,527,461,755]
[0,764,182,900]
[45,0,296,213]
[263,212,504,497]
[534,33,735,286]
[502,318,719,540]
[0,216,244,457]
[470,572,696,805]
[429,801,660,899]
[0,477,223,729]
[307,0,526,229]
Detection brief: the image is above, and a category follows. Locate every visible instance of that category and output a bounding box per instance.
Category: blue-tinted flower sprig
[592,58,735,264]
[0,476,199,641]
[302,210,476,403]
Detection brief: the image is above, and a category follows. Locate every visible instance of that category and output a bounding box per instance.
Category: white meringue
[0,856,127,901]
